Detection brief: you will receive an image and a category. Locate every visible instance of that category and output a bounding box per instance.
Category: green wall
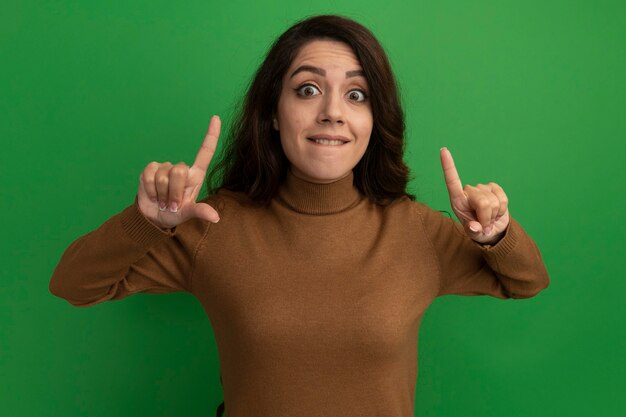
[2,0,624,416]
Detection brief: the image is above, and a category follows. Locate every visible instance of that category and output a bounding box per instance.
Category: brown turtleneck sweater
[49,170,549,417]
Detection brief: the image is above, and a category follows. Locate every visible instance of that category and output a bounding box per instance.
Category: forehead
[288,40,362,72]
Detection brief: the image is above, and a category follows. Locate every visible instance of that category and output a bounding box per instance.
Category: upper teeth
[313,138,344,145]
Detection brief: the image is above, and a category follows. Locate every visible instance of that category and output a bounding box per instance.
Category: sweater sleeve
[415,203,550,299]
[49,196,212,308]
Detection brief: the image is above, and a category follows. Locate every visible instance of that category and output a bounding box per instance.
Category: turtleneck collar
[277,169,363,215]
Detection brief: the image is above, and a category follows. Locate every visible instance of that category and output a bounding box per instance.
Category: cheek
[279,112,311,146]
[277,109,306,158]
[278,98,303,130]
[356,114,373,148]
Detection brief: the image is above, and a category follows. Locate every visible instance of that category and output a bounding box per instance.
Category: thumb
[466,220,484,239]
[465,220,500,244]
[190,202,220,223]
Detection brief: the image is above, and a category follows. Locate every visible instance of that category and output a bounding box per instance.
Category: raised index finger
[440,147,465,200]
[192,115,221,172]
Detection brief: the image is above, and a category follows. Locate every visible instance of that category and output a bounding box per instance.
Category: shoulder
[200,188,260,211]
[368,197,454,237]
[382,196,449,220]
[384,198,463,242]
[196,188,268,227]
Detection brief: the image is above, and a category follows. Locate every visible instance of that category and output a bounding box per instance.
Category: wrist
[479,229,505,247]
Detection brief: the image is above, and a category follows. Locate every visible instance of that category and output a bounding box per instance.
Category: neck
[276,169,362,215]
[289,167,351,185]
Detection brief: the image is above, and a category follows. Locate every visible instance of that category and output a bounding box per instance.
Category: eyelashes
[346,90,368,102]
[294,83,369,102]
[296,84,321,97]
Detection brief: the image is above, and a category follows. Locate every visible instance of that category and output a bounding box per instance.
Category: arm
[49,197,211,308]
[417,204,550,299]
[423,147,550,299]
[49,116,223,308]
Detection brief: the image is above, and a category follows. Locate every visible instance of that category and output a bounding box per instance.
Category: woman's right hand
[136,115,222,230]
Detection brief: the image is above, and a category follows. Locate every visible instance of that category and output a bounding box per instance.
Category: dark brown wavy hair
[206,14,414,205]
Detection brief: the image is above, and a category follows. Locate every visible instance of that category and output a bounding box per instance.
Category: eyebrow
[289,65,365,79]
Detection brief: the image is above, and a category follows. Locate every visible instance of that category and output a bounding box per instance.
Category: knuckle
[170,165,188,176]
[159,161,173,170]
[141,172,155,184]
[140,175,154,185]
[156,176,169,187]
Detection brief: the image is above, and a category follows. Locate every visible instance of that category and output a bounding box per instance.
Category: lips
[307,134,350,146]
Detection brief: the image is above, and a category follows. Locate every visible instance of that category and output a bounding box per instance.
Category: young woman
[50,14,549,417]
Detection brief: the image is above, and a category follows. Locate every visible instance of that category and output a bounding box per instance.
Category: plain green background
[2,0,625,416]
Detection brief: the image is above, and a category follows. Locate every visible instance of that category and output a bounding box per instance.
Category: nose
[318,90,345,125]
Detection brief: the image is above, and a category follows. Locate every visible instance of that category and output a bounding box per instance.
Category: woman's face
[273,40,373,183]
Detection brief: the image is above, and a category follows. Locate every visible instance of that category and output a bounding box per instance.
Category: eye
[295,84,321,97]
[347,89,368,102]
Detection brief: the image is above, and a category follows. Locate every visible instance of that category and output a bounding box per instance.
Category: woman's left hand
[439,147,510,245]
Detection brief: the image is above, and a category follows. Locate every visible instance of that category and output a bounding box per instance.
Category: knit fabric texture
[50,170,550,417]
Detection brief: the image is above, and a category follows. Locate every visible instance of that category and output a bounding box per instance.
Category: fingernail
[159,201,166,211]
[440,146,447,151]
[469,224,479,232]
[169,202,178,213]
[212,216,220,223]
[484,226,493,236]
